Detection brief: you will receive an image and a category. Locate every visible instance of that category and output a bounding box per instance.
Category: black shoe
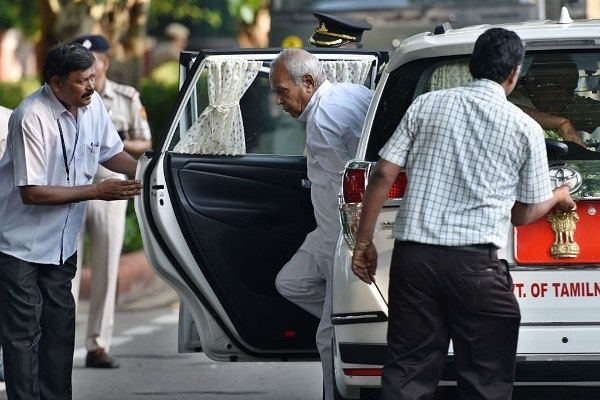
[85,348,120,368]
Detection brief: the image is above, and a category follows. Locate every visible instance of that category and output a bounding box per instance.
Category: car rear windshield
[365,51,600,161]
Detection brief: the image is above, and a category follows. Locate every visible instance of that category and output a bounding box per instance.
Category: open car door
[134,48,387,362]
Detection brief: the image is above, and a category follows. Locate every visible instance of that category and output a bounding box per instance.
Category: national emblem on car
[547,210,580,258]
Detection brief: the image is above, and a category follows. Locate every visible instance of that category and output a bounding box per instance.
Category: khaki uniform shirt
[95,79,151,182]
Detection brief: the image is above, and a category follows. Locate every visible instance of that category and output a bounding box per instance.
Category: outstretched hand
[351,245,378,285]
[96,178,142,201]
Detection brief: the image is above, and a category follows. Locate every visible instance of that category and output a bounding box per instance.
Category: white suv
[335,7,600,399]
[136,7,600,400]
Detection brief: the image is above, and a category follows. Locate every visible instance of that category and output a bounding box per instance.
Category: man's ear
[302,74,315,91]
[49,76,63,91]
[508,65,521,86]
[502,65,522,95]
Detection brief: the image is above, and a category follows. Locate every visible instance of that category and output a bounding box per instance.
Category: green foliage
[0,78,40,109]
[123,201,143,253]
[139,63,180,145]
[148,0,222,33]
[227,0,267,25]
[0,0,40,36]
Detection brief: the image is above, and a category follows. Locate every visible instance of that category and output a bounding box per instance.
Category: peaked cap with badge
[309,12,372,48]
[73,34,110,53]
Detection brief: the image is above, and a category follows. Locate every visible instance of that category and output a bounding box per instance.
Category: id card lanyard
[57,118,80,185]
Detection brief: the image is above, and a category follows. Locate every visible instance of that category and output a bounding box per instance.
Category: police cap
[73,34,110,53]
[309,12,372,48]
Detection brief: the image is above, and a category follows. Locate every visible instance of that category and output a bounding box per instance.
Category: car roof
[386,15,600,72]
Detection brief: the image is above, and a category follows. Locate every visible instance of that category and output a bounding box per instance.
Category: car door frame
[135,48,388,362]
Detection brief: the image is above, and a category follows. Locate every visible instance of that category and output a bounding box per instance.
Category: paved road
[0,279,323,400]
[3,279,600,399]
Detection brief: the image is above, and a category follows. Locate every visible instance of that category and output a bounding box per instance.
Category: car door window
[168,56,378,157]
[173,59,262,155]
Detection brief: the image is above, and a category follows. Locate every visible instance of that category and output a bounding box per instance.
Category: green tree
[0,0,40,36]
[36,0,151,87]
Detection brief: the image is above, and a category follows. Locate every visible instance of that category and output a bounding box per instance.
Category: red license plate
[514,201,600,264]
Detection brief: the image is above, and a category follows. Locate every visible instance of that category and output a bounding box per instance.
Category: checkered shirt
[379,79,554,248]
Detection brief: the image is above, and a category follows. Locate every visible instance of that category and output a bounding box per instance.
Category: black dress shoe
[85,348,120,368]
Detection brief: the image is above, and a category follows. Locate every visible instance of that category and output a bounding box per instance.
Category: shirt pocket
[82,142,101,182]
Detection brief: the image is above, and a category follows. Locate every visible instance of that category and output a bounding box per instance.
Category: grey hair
[272,48,327,87]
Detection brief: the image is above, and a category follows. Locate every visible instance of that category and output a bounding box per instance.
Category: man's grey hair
[271,48,327,87]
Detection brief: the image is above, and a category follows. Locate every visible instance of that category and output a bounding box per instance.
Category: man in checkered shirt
[351,28,576,399]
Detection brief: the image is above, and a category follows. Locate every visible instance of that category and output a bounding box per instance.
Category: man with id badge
[0,42,141,400]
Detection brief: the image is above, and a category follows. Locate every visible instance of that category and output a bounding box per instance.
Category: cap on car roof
[72,34,110,53]
[309,12,372,48]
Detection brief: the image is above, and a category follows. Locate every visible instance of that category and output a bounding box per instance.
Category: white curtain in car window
[174,59,262,155]
[427,61,472,91]
[321,60,372,85]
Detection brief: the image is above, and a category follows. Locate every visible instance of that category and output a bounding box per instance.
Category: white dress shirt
[0,85,123,264]
[298,80,373,262]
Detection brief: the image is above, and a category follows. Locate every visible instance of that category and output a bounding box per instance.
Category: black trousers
[0,251,77,400]
[381,241,521,400]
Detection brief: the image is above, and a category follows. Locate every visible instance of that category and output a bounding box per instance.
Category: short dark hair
[469,28,525,84]
[42,42,96,83]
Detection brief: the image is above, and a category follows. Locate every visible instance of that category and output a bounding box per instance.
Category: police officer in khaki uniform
[309,12,372,48]
[72,34,152,368]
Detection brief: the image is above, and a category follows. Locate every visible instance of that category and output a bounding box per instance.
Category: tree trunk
[38,0,149,88]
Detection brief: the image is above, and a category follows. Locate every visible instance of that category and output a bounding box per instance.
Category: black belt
[447,244,497,254]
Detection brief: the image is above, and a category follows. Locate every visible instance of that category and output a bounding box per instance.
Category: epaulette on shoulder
[113,82,139,99]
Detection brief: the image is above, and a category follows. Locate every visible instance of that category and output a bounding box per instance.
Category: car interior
[366,51,600,162]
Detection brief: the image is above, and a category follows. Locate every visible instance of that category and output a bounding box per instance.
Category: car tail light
[388,173,407,199]
[342,162,407,204]
[340,161,407,248]
[343,167,368,203]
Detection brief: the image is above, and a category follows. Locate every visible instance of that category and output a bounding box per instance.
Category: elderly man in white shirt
[269,48,373,400]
